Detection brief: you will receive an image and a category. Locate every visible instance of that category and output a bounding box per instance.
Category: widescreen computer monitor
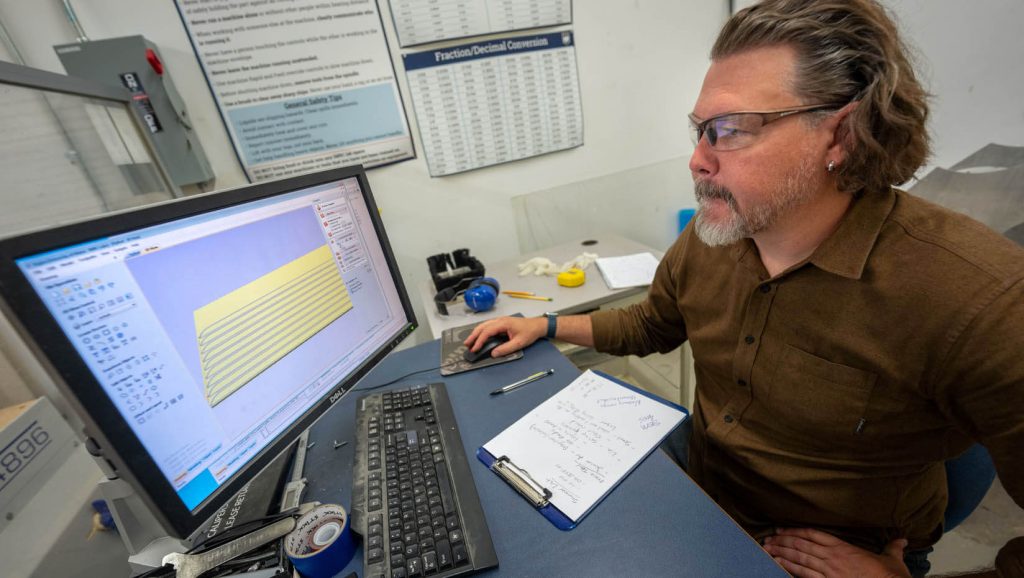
[0,165,416,540]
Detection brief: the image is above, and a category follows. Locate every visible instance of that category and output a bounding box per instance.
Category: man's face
[688,45,833,246]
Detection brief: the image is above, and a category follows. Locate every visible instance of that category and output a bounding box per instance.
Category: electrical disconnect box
[55,35,215,188]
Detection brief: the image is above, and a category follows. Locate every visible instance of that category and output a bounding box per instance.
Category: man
[465,1,1024,576]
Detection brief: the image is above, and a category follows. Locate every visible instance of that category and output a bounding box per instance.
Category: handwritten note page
[483,370,685,522]
[594,252,661,289]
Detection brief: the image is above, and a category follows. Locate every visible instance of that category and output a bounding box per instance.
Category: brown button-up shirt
[591,187,1024,552]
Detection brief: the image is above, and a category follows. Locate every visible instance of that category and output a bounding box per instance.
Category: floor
[24,349,1024,577]
[30,491,131,578]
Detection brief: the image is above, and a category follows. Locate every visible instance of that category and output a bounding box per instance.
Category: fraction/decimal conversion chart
[403,32,583,177]
[389,0,572,47]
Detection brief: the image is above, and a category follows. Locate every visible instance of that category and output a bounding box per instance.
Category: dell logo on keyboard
[329,389,344,404]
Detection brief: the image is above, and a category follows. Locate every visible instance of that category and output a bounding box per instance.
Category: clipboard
[476,370,688,530]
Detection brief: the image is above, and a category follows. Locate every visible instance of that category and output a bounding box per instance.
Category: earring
[827,160,836,173]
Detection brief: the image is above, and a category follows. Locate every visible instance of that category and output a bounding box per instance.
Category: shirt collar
[807,187,896,280]
[726,187,896,280]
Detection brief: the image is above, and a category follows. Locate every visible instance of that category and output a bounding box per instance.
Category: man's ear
[826,101,859,164]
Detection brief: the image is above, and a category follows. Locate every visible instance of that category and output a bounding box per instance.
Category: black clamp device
[428,249,489,315]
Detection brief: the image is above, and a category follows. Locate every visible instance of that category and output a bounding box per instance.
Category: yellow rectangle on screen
[194,245,352,406]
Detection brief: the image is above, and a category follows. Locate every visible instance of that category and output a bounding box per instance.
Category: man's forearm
[551,314,595,348]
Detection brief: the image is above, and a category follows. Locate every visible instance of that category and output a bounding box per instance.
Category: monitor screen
[0,166,416,539]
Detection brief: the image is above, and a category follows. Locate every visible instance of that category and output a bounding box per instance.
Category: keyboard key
[435,539,452,568]
[434,463,455,514]
[452,543,468,565]
[423,551,438,573]
[368,547,384,563]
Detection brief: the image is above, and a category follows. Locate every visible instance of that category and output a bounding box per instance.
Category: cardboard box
[0,397,76,533]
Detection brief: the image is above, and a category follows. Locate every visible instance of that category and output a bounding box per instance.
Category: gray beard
[692,160,816,247]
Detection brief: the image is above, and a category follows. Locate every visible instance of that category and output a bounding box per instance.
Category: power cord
[355,361,460,392]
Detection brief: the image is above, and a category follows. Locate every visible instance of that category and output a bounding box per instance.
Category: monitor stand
[101,432,309,575]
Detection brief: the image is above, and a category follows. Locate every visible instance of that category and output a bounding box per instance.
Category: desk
[417,235,661,339]
[303,338,785,576]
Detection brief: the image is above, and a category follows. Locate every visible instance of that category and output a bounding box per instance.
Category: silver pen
[490,368,555,395]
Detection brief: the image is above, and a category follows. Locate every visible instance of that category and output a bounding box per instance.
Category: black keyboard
[351,382,498,578]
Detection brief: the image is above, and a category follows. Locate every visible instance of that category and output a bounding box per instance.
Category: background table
[303,338,786,576]
[417,235,661,339]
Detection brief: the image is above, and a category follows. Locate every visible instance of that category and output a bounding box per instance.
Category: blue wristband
[546,314,557,339]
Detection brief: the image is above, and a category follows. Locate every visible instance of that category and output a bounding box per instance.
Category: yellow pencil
[502,291,536,296]
[506,294,553,302]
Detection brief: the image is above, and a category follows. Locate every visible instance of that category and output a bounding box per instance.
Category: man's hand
[762,528,911,578]
[464,316,546,358]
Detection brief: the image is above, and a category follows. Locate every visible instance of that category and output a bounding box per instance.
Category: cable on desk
[356,361,459,392]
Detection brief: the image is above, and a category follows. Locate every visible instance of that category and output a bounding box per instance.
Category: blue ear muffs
[464,277,499,312]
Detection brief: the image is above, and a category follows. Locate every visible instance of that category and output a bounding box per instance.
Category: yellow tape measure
[557,268,585,287]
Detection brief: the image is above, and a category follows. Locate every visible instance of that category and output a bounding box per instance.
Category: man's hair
[713,0,931,193]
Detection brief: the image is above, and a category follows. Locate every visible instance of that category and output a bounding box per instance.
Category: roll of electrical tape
[284,504,357,578]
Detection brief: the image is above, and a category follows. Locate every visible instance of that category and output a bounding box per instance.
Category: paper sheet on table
[594,252,661,289]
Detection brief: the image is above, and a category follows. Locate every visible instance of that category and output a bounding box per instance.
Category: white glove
[561,252,599,272]
[518,257,559,276]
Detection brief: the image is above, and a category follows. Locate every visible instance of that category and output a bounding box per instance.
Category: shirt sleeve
[589,232,690,356]
[930,275,1024,511]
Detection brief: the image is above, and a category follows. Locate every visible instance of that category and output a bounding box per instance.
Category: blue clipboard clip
[477,448,577,530]
[491,456,551,508]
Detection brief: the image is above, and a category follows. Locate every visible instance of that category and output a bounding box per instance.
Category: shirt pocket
[767,344,884,442]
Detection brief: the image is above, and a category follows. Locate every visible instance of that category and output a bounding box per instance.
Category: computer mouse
[463,333,510,363]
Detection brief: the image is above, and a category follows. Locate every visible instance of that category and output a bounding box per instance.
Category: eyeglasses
[688,103,843,151]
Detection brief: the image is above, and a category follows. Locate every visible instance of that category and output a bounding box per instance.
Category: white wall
[885,0,1024,175]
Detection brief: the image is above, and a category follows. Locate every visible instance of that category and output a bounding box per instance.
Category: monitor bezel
[0,165,417,539]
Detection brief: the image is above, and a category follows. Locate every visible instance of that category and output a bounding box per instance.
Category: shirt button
[737,379,747,387]
[724,415,734,423]
[744,335,755,344]
[759,284,772,294]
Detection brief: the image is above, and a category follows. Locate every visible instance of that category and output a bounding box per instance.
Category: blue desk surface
[303,338,786,577]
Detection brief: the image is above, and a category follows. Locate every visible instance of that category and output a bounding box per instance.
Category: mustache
[694,180,735,203]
